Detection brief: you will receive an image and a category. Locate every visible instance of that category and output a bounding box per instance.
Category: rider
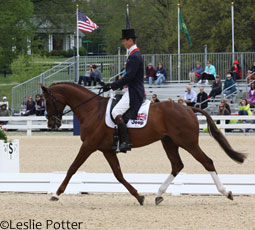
[103,28,145,153]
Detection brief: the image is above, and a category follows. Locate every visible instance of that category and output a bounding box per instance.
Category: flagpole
[231,2,235,63]
[76,4,79,82]
[177,3,181,83]
[126,4,129,56]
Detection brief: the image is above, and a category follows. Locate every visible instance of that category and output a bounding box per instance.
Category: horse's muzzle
[48,119,62,130]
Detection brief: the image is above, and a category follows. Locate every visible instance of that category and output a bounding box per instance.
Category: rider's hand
[103,83,111,92]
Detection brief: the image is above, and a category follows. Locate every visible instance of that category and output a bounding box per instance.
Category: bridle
[45,87,104,121]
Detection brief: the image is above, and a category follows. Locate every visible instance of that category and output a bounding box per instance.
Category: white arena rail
[0,172,254,195]
[0,116,73,136]
[0,115,255,136]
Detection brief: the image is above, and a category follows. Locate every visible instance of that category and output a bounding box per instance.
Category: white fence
[1,115,255,136]
[0,172,254,195]
[0,116,73,136]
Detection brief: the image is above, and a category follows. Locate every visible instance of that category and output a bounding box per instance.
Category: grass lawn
[0,56,70,108]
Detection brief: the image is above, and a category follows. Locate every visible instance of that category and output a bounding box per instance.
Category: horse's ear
[40,84,49,95]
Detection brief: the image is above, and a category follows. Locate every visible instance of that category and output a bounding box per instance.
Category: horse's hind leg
[103,151,145,205]
[156,136,184,205]
[183,144,233,200]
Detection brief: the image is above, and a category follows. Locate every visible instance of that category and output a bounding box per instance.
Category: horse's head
[40,84,66,130]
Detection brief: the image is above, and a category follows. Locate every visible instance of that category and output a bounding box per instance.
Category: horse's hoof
[155,196,164,205]
[138,196,145,206]
[50,195,59,201]
[227,191,233,201]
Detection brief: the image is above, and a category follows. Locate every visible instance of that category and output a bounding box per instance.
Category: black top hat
[121,29,137,40]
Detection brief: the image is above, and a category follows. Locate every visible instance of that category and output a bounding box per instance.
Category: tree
[0,0,34,72]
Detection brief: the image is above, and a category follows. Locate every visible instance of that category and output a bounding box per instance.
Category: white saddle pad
[105,98,151,128]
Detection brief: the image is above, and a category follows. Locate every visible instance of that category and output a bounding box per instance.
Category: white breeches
[112,89,130,119]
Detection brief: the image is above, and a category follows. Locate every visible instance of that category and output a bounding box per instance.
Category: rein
[46,87,104,120]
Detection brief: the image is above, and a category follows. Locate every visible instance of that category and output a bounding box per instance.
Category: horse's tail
[192,107,246,163]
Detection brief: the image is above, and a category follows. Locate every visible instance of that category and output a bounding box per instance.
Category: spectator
[189,61,203,83]
[89,65,104,86]
[155,62,167,85]
[218,103,230,116]
[221,99,231,114]
[35,94,45,116]
[144,63,156,86]
[78,64,93,86]
[209,75,222,99]
[229,60,242,82]
[23,96,35,116]
[223,74,237,99]
[200,60,216,85]
[248,83,255,107]
[0,104,9,125]
[184,85,197,107]
[217,103,232,132]
[246,62,255,83]
[196,86,208,109]
[177,98,184,105]
[238,99,252,116]
[151,94,160,103]
[0,96,9,110]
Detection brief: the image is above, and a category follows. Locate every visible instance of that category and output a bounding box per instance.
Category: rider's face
[122,38,134,49]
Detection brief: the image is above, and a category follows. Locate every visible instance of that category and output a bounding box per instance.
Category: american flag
[78,11,99,33]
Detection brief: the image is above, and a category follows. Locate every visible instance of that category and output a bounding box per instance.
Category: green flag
[179,10,192,46]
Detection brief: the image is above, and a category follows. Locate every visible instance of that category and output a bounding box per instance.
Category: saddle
[108,94,150,153]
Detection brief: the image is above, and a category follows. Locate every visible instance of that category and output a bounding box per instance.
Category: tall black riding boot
[114,115,131,153]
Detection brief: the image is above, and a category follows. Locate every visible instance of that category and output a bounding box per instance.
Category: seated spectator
[144,63,156,86]
[35,94,45,116]
[189,61,203,83]
[0,104,9,125]
[223,74,237,99]
[151,94,160,103]
[200,60,216,85]
[0,96,9,110]
[221,99,231,114]
[217,103,232,132]
[155,62,167,85]
[23,96,35,116]
[209,75,222,99]
[218,103,230,116]
[196,86,208,109]
[89,65,104,86]
[238,99,252,116]
[246,62,255,83]
[229,60,242,82]
[184,86,197,107]
[248,83,255,107]
[78,64,93,86]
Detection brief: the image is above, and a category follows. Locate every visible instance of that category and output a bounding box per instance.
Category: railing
[1,115,255,136]
[12,52,255,114]
[1,116,73,136]
[198,115,255,135]
[195,73,255,110]
[12,57,76,113]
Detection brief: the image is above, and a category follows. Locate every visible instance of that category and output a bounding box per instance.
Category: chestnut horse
[40,82,246,205]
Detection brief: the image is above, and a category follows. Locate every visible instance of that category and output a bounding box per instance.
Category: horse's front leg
[50,142,94,201]
[103,151,145,205]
